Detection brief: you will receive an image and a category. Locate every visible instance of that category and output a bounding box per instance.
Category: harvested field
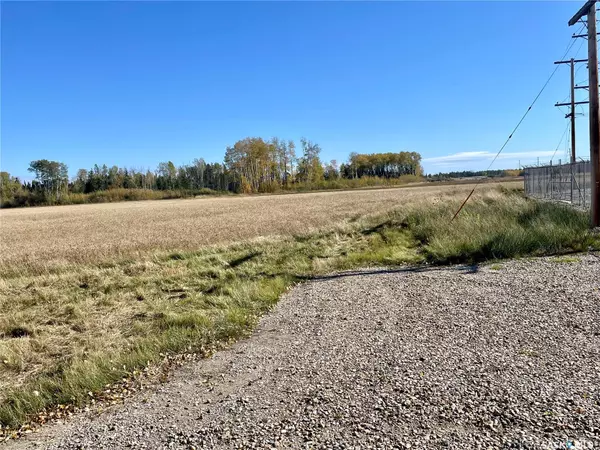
[0,183,520,271]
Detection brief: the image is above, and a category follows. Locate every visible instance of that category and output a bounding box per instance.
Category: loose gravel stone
[6,254,600,449]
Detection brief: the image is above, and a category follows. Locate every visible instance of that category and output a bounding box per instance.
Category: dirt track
[7,254,600,449]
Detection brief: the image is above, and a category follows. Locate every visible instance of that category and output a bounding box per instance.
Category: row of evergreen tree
[1,137,423,207]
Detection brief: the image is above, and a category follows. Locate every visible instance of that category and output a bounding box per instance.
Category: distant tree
[225,137,278,193]
[145,169,156,189]
[287,140,297,184]
[72,169,88,193]
[4,138,426,208]
[297,138,324,184]
[191,158,206,189]
[28,159,69,200]
[324,160,339,180]
[122,169,135,189]
[108,166,120,188]
[157,161,177,190]
[0,172,26,206]
[346,151,422,178]
[427,169,522,180]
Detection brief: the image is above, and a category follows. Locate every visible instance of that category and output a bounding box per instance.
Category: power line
[556,28,588,108]
[556,28,588,112]
[574,33,587,58]
[550,122,571,162]
[451,32,583,222]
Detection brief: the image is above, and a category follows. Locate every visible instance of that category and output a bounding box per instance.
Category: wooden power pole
[554,58,588,163]
[571,59,577,163]
[569,0,600,226]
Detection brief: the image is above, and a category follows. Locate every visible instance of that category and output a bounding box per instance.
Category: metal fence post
[571,162,574,204]
[584,162,587,208]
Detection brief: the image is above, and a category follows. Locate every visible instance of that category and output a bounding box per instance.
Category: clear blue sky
[0,1,593,178]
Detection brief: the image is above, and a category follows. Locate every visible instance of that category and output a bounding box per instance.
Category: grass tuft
[403,192,595,264]
[549,256,581,264]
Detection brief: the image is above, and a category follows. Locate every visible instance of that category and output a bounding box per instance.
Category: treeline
[0,137,423,208]
[426,169,523,181]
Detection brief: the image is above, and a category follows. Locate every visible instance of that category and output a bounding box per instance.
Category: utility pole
[554,58,580,204]
[588,4,600,226]
[554,58,588,163]
[571,60,576,203]
[571,59,577,163]
[569,0,600,226]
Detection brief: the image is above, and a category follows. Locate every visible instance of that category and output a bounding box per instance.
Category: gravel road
[7,255,600,449]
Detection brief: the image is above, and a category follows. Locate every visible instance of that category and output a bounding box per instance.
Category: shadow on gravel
[301,263,480,282]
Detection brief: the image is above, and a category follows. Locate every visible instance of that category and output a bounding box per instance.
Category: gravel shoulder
[5,255,600,449]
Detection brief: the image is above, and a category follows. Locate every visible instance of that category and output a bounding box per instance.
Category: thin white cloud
[423,150,556,165]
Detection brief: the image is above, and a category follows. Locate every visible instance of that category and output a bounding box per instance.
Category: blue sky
[0,1,593,178]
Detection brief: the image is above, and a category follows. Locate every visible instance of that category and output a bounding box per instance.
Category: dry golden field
[0,182,520,271]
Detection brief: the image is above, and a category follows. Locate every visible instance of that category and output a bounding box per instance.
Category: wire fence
[523,160,592,209]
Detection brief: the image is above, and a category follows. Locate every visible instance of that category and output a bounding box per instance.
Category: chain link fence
[523,160,591,209]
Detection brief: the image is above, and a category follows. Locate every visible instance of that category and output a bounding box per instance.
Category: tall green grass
[403,190,595,263]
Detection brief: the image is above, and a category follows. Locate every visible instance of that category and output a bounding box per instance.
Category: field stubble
[0,183,515,272]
